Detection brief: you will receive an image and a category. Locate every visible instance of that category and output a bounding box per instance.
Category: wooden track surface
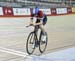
[0,14,75,61]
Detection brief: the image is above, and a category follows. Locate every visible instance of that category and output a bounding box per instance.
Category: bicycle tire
[26,32,35,55]
[39,31,48,53]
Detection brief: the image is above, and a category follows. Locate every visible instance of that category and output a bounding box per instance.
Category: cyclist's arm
[35,19,43,26]
[35,21,42,26]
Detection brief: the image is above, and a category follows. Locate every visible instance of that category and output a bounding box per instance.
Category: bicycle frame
[26,25,48,55]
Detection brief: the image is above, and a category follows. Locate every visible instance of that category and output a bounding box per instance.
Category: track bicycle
[26,25,48,55]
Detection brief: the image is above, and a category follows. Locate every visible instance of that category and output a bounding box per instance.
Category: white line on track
[0,47,29,57]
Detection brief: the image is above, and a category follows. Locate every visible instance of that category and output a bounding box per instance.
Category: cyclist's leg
[34,25,40,47]
[39,16,47,42]
[39,25,47,42]
[35,19,40,39]
[39,16,47,35]
[39,25,45,35]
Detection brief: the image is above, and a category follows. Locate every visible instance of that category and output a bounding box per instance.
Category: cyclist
[30,6,47,43]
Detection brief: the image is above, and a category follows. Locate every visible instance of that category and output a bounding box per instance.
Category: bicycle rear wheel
[26,32,35,55]
[39,31,48,53]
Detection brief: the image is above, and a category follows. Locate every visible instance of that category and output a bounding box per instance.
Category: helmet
[32,6,39,14]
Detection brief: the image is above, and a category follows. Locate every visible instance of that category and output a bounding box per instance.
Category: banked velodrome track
[0,14,75,61]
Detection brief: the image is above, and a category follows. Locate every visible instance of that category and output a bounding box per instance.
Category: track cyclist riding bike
[30,6,47,43]
[26,6,48,55]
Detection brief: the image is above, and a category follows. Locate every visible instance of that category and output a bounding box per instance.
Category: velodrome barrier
[0,7,75,17]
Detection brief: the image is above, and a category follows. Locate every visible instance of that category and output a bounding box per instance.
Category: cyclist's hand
[32,23,35,26]
[29,22,34,26]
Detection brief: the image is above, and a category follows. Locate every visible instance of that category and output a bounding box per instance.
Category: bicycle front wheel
[26,32,35,55]
[39,31,48,53]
